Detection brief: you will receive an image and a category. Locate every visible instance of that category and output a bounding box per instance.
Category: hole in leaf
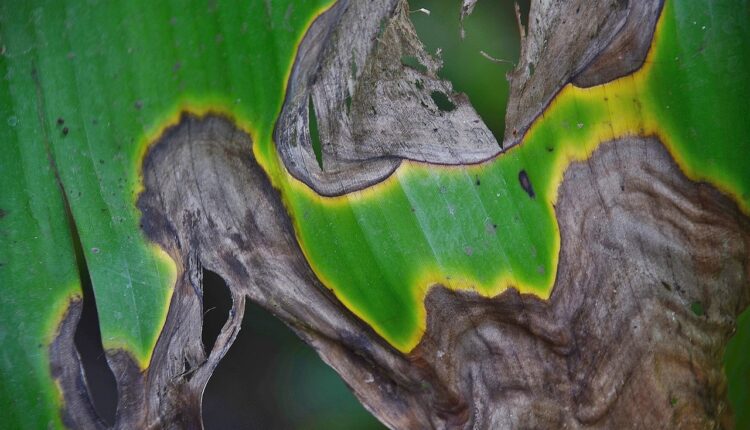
[691,301,705,317]
[408,0,524,142]
[202,297,383,429]
[201,268,233,355]
[73,240,118,425]
[400,55,428,73]
[430,91,456,112]
[517,0,531,31]
[56,143,118,424]
[308,95,324,170]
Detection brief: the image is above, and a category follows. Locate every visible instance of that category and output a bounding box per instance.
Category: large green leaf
[1,0,748,427]
[1,0,332,427]
[0,54,80,429]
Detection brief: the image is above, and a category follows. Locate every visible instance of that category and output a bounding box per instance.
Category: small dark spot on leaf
[62,126,69,136]
[134,100,143,110]
[546,146,554,152]
[475,176,481,186]
[0,208,6,218]
[518,169,535,198]
[484,220,497,235]
[56,117,64,126]
[91,247,100,254]
[660,281,672,291]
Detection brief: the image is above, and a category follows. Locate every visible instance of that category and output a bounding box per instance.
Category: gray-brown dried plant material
[50,0,749,429]
[504,0,662,142]
[460,0,479,38]
[275,0,501,196]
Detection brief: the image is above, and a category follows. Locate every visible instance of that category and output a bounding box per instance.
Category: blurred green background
[409,0,522,142]
[201,270,384,429]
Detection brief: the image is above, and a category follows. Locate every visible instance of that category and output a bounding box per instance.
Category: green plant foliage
[0,59,80,429]
[1,0,748,427]
[1,0,333,427]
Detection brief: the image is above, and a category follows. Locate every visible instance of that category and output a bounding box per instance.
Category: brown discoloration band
[410,137,750,428]
[52,113,749,428]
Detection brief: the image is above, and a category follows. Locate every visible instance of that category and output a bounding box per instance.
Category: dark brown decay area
[51,113,750,429]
